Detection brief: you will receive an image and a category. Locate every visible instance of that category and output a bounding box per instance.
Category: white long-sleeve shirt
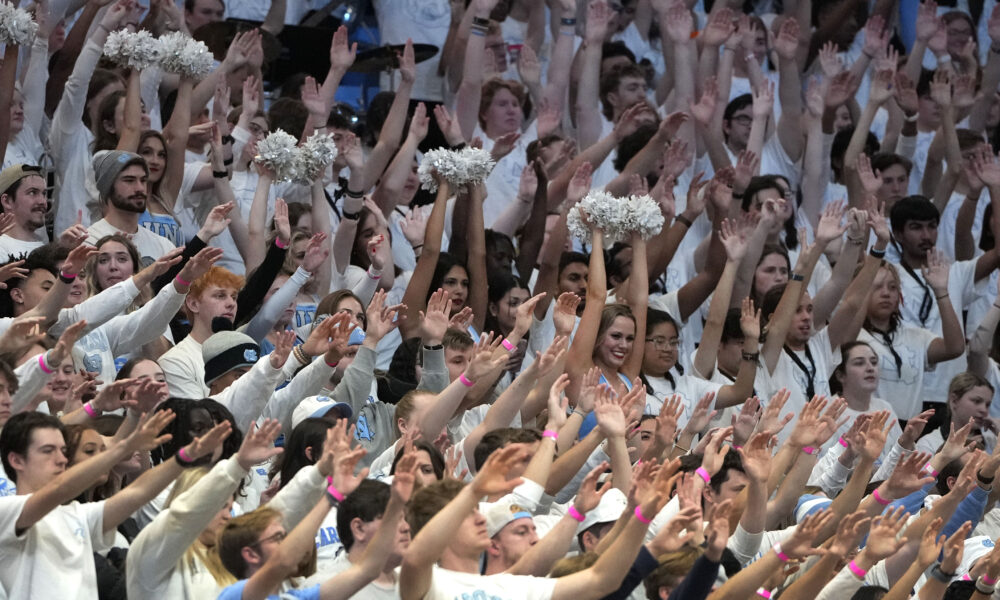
[48,39,102,233]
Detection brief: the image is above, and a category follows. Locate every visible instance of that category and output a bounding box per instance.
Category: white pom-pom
[418,147,495,192]
[0,2,37,46]
[158,32,215,78]
[567,191,663,243]
[103,29,162,70]
[254,129,303,182]
[297,132,339,184]
[621,194,665,240]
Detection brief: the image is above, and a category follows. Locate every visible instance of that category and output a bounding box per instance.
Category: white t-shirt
[422,565,557,600]
[371,0,450,101]
[643,373,723,428]
[757,328,836,441]
[0,496,116,600]
[314,506,343,573]
[939,189,989,263]
[0,235,44,262]
[857,325,938,419]
[304,554,397,600]
[86,218,176,264]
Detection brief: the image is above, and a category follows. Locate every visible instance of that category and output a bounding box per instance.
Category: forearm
[955,196,979,261]
[103,458,184,530]
[969,306,1000,375]
[545,431,603,495]
[707,551,781,600]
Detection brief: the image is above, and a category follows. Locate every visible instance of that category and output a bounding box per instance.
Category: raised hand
[921,249,951,295]
[737,432,773,483]
[433,104,465,147]
[329,25,357,72]
[818,42,844,77]
[779,507,833,559]
[828,510,872,558]
[364,289,403,342]
[682,391,718,438]
[419,288,452,344]
[878,451,935,500]
[700,426,733,476]
[595,389,627,439]
[236,419,283,470]
[180,420,233,464]
[575,366,602,414]
[858,507,909,563]
[464,333,507,382]
[470,443,531,496]
[756,388,794,437]
[567,162,594,204]
[124,409,176,453]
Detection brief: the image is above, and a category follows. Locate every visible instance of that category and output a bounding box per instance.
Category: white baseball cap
[291,395,353,429]
[578,488,627,533]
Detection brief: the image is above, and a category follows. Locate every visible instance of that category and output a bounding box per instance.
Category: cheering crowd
[3,0,1000,598]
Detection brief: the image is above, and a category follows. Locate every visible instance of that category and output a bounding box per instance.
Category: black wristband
[212,170,228,179]
[450,142,467,151]
[472,16,490,27]
[221,134,235,145]
[223,157,234,166]
[675,214,693,228]
[423,343,444,351]
[342,209,361,220]
[560,17,577,26]
[58,271,76,284]
[344,188,365,199]
[790,273,804,281]
[869,247,886,259]
[978,471,995,484]
[741,351,759,362]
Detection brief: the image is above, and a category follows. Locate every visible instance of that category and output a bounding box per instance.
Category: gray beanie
[92,150,148,200]
[202,331,261,384]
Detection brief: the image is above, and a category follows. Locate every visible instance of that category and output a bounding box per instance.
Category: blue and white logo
[243,349,258,362]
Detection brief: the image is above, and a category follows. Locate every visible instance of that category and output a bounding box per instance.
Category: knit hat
[92,150,147,199]
[0,164,44,196]
[291,395,353,429]
[202,331,261,384]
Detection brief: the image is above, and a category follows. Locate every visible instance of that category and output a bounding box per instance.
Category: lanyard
[783,344,816,399]
[899,258,933,326]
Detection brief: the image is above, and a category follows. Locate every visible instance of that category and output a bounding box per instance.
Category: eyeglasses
[645,337,680,350]
[251,530,286,548]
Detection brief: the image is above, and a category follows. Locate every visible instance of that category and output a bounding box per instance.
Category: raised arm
[760,239,824,373]
[156,78,193,212]
[565,228,605,377]
[400,445,533,600]
[454,0,498,140]
[968,278,1000,376]
[574,0,611,149]
[923,251,966,365]
[399,179,450,339]
[773,18,804,162]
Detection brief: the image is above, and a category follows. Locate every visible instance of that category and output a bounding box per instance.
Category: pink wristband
[367,269,381,280]
[175,274,191,287]
[82,402,98,418]
[275,237,288,249]
[924,463,939,477]
[634,505,652,524]
[37,353,53,374]
[773,542,790,562]
[802,446,819,456]
[325,359,339,368]
[847,560,867,579]
[984,574,998,586]
[695,467,711,483]
[327,483,345,502]
[459,373,475,387]
[872,488,891,506]
[567,505,585,522]
[59,270,76,280]
[542,429,558,442]
[177,447,193,463]
[501,338,515,351]
[756,588,772,599]
[838,437,848,447]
